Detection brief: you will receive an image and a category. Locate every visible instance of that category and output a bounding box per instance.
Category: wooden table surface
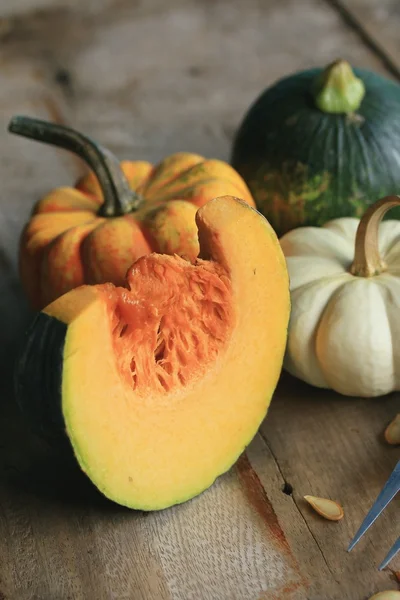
[0,1,399,598]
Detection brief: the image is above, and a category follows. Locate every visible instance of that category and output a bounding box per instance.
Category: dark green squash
[231,59,400,235]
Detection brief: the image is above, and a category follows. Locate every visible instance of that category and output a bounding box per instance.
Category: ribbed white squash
[280,216,400,397]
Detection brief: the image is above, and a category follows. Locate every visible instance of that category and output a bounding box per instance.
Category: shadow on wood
[0,314,135,515]
[3,439,134,514]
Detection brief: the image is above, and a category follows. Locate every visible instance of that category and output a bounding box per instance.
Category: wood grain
[0,0,399,599]
[0,413,308,599]
[262,374,400,599]
[330,0,400,79]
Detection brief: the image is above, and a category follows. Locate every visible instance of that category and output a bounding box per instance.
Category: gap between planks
[326,0,400,80]
[258,429,338,584]
[245,433,338,600]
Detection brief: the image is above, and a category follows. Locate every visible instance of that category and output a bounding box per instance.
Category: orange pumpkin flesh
[16,196,289,510]
[10,117,254,310]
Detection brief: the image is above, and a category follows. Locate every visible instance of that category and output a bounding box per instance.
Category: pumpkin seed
[384,414,400,445]
[368,592,400,600]
[304,495,344,521]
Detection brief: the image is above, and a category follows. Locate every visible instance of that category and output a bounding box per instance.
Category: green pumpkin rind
[231,66,400,235]
[14,313,67,444]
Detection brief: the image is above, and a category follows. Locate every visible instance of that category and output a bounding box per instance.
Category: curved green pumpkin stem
[8,115,143,217]
[313,59,365,114]
[350,195,400,277]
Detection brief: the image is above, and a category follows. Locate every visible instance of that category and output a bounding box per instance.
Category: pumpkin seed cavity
[110,253,234,395]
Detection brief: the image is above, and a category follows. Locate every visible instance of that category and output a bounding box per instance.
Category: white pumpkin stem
[350,195,400,277]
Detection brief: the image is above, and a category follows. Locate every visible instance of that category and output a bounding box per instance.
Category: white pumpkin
[280,196,400,397]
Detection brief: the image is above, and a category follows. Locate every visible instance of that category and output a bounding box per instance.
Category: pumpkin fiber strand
[8,116,142,217]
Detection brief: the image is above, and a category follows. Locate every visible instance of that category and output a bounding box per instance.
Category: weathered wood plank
[245,436,335,600]
[330,0,400,79]
[0,1,398,599]
[1,0,388,160]
[0,54,79,365]
[66,0,390,161]
[261,374,400,599]
[0,417,312,599]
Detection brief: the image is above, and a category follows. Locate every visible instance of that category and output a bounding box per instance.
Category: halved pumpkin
[15,196,289,510]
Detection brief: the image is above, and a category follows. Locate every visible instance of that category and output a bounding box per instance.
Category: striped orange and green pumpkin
[10,117,254,310]
[231,59,400,236]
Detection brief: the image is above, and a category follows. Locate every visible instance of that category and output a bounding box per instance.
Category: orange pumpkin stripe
[145,178,252,207]
[173,181,252,208]
[145,160,254,205]
[24,211,97,250]
[35,187,100,214]
[140,200,200,261]
[77,161,153,201]
[120,161,153,191]
[75,171,104,201]
[82,216,152,287]
[40,221,100,307]
[20,213,100,309]
[25,211,96,240]
[138,153,204,197]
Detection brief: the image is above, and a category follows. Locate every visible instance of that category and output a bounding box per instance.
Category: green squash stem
[350,195,400,277]
[313,59,366,114]
[8,115,143,217]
